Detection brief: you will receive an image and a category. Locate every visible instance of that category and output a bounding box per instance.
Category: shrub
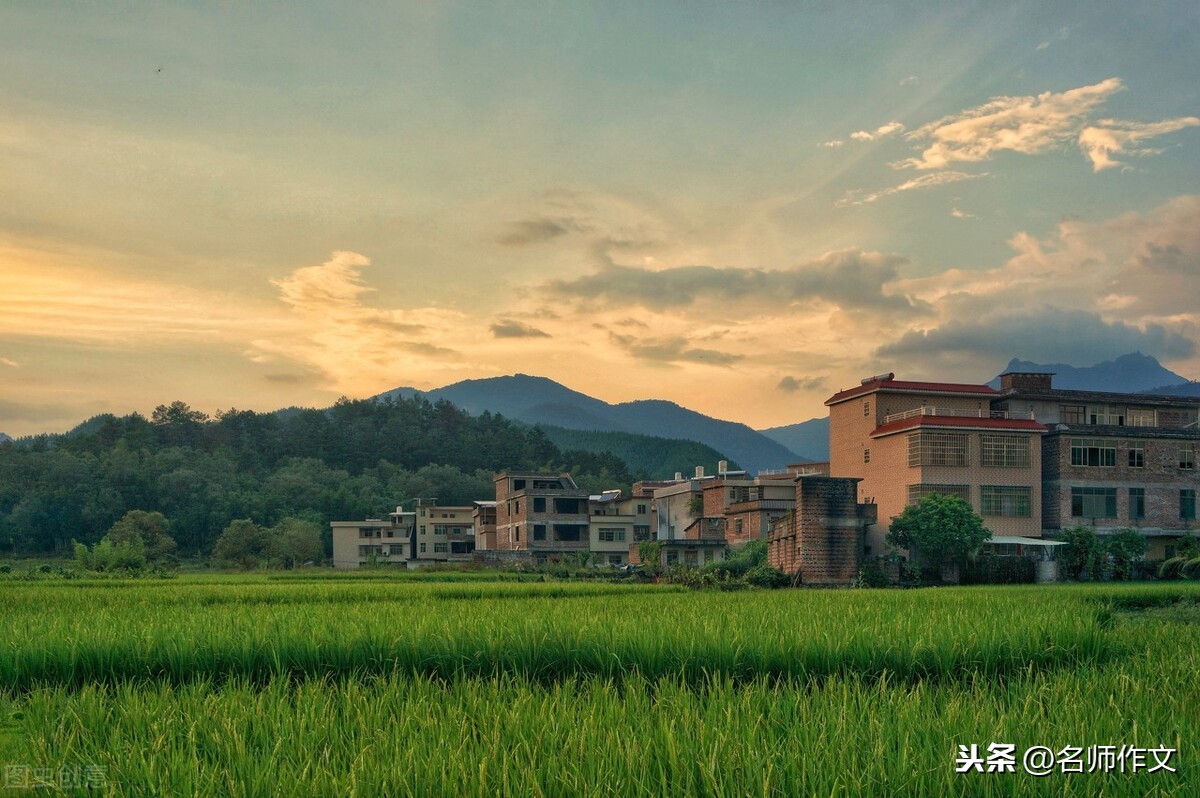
[961,556,1036,585]
[1106,529,1149,581]
[1058,527,1105,581]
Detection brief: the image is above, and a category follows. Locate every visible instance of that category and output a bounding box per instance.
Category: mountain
[377,374,805,473]
[757,417,830,461]
[1139,381,1200,397]
[0,432,11,443]
[988,353,1190,393]
[536,425,729,480]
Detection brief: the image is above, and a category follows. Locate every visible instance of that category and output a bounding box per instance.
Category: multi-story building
[588,490,637,566]
[827,374,1048,556]
[700,473,799,547]
[472,501,497,550]
[413,500,476,561]
[330,507,415,569]
[493,471,590,564]
[992,372,1200,558]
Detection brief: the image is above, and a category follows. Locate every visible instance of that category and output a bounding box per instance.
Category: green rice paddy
[1,576,1197,795]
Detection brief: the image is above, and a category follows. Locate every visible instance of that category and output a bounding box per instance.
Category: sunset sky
[3,1,1199,437]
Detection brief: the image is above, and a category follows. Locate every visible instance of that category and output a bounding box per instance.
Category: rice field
[1,575,1197,796]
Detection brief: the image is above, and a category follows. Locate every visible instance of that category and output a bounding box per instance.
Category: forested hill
[0,397,632,556]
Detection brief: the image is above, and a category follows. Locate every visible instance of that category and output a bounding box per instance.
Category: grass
[1,576,1197,795]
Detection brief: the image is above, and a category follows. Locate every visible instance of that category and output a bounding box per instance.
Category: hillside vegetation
[0,397,632,556]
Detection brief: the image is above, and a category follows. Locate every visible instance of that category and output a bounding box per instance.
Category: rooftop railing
[882,407,1036,424]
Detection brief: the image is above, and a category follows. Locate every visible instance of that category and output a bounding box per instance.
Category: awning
[985,535,1067,547]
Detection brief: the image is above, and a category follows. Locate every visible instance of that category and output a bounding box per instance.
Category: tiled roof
[826,379,997,405]
[870,415,1047,438]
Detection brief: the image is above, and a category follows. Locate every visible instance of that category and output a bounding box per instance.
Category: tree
[104,510,177,565]
[886,494,990,573]
[1058,526,1106,581]
[213,519,269,569]
[1106,528,1149,581]
[267,518,325,568]
[637,540,664,577]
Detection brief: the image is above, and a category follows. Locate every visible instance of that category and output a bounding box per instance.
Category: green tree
[637,540,665,577]
[213,519,269,569]
[886,494,991,572]
[1106,528,1149,581]
[267,518,326,568]
[104,510,177,564]
[1058,526,1105,581]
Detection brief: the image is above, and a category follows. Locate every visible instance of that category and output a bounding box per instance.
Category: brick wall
[768,476,867,585]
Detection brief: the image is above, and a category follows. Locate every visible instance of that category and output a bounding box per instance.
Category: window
[1060,405,1086,424]
[419,525,426,534]
[906,484,971,505]
[863,448,871,464]
[514,501,520,514]
[434,526,447,535]
[1128,443,1145,468]
[637,504,647,515]
[980,434,1031,468]
[666,551,678,565]
[1129,488,1145,520]
[533,497,546,513]
[1070,439,1116,467]
[1071,487,1117,518]
[533,524,546,541]
[704,549,715,562]
[1088,406,1124,426]
[597,528,625,542]
[1182,489,1197,521]
[1180,444,1195,470]
[634,525,650,541]
[514,526,520,542]
[906,432,970,467]
[734,518,743,534]
[608,555,623,566]
[863,400,871,417]
[433,542,448,553]
[1127,408,1156,427]
[980,486,1031,517]
[554,525,582,542]
[419,542,426,553]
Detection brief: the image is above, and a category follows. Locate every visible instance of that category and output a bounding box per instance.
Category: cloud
[850,121,906,142]
[273,250,375,311]
[899,76,919,87]
[256,252,467,392]
[878,308,1195,365]
[950,208,978,220]
[545,249,928,316]
[897,78,1124,170]
[820,140,845,148]
[1078,117,1200,171]
[609,332,743,366]
[837,171,984,206]
[777,375,826,393]
[0,358,17,368]
[497,216,589,246]
[490,319,550,338]
[1035,40,1050,51]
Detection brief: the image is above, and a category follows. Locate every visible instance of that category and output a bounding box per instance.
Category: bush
[855,558,890,588]
[1058,527,1105,581]
[961,556,1036,585]
[1106,529,1149,581]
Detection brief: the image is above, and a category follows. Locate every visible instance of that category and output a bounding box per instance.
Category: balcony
[883,407,1035,424]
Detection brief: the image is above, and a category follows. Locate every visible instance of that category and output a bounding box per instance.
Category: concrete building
[414,500,476,561]
[472,501,497,551]
[493,471,590,564]
[330,507,414,569]
[827,374,1048,556]
[992,372,1200,558]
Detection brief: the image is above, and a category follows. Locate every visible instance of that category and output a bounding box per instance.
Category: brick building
[827,374,1047,555]
[992,372,1200,558]
[493,471,590,563]
[767,475,876,585]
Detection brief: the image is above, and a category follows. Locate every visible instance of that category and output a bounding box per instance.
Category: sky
[2,1,1200,437]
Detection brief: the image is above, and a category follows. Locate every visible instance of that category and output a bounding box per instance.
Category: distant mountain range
[0,432,11,443]
[759,352,1199,462]
[987,352,1191,393]
[376,374,809,473]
